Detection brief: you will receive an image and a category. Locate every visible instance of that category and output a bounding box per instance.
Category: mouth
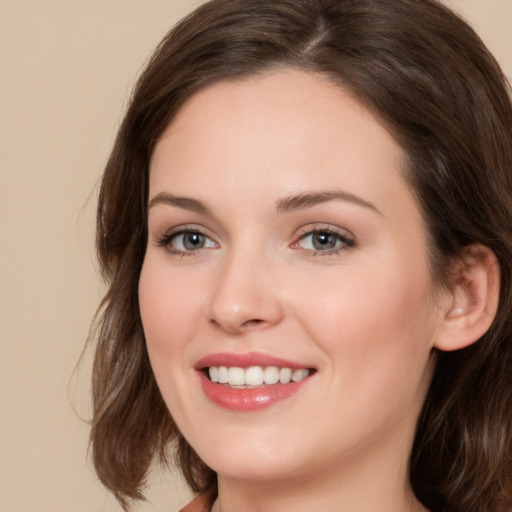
[205,365,313,388]
[195,352,316,411]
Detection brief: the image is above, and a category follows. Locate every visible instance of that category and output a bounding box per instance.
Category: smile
[208,366,310,387]
[196,352,316,411]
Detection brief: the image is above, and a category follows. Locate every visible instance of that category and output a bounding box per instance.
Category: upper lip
[195,351,314,370]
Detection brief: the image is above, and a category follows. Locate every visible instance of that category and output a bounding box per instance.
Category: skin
[139,69,449,511]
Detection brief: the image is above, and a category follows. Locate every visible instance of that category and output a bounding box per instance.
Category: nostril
[243,318,264,326]
[209,316,266,334]
[239,318,268,331]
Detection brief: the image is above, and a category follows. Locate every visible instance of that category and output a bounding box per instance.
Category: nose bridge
[208,241,282,333]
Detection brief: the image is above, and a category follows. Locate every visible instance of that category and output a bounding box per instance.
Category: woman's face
[139,69,445,485]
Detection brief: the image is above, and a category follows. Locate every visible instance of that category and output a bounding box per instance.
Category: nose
[207,248,284,334]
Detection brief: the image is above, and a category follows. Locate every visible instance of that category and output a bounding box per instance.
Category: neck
[213,478,425,512]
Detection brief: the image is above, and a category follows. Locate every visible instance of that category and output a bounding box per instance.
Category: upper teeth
[208,366,310,387]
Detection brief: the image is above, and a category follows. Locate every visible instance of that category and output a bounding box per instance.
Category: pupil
[184,233,204,250]
[313,232,335,250]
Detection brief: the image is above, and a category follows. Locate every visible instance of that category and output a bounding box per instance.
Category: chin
[190,429,309,482]
[208,454,303,483]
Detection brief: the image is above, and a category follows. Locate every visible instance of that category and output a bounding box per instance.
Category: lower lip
[199,372,310,411]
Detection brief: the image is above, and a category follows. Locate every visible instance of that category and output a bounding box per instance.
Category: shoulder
[178,487,217,512]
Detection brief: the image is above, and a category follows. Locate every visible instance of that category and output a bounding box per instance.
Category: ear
[434,244,500,352]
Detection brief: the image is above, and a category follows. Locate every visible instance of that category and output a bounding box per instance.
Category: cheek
[138,256,208,425]
[290,258,436,400]
[138,256,202,363]
[294,259,431,339]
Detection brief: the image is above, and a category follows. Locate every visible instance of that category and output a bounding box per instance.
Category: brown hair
[88,1,512,510]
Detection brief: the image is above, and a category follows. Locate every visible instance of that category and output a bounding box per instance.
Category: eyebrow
[148,189,380,216]
[276,189,381,215]
[148,192,211,215]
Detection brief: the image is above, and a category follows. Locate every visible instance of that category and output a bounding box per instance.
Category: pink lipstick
[196,352,315,411]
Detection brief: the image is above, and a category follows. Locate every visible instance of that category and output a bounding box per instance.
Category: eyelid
[155,224,220,254]
[292,223,354,241]
[290,223,355,255]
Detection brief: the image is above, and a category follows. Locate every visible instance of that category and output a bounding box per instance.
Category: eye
[293,227,354,255]
[158,229,218,254]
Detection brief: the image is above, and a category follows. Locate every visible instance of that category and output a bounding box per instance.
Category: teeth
[218,366,229,384]
[263,366,279,385]
[209,366,219,383]
[292,369,309,382]
[279,367,292,384]
[227,367,245,386]
[245,366,264,386]
[207,366,310,387]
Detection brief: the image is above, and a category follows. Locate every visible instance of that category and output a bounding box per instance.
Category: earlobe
[434,244,500,352]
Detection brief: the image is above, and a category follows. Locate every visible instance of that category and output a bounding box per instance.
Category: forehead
[149,69,417,226]
[154,69,398,157]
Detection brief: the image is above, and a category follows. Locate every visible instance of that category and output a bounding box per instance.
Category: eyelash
[156,226,218,257]
[291,225,355,257]
[156,225,355,257]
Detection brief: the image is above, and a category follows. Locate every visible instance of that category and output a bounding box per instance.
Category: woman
[88,0,512,511]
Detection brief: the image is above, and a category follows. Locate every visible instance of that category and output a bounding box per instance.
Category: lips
[195,352,315,411]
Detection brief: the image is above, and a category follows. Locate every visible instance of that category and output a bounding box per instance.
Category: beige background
[0,1,510,511]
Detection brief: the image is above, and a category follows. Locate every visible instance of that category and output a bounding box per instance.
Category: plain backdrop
[0,1,510,511]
